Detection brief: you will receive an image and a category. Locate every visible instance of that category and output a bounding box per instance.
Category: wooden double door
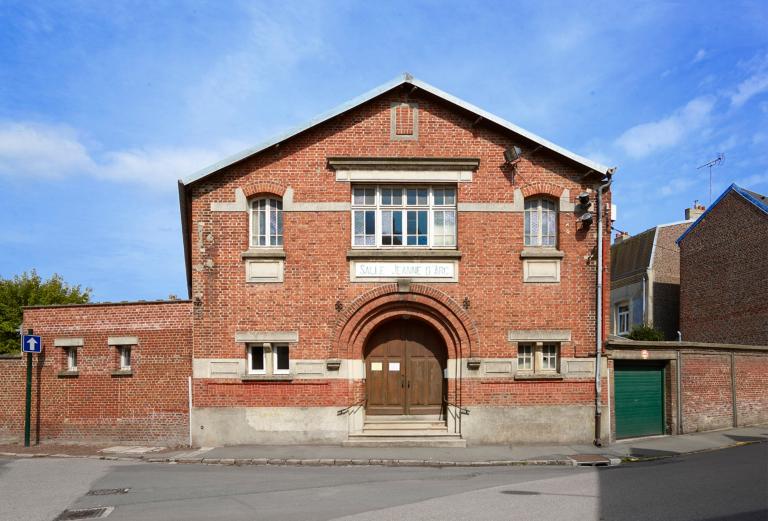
[365,318,446,415]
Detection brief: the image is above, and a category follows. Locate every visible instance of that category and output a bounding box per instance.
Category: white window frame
[517,342,560,373]
[616,303,630,336]
[247,344,267,375]
[517,344,533,371]
[351,185,457,249]
[67,347,78,372]
[247,343,290,375]
[249,197,283,248]
[541,343,558,372]
[119,346,132,371]
[524,198,558,247]
[272,344,290,375]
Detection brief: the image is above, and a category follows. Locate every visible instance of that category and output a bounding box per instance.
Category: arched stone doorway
[364,317,446,416]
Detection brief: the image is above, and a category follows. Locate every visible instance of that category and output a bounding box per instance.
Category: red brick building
[678,183,768,346]
[5,75,618,446]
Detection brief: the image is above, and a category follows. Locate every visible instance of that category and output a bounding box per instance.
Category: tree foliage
[0,270,91,354]
[627,325,665,341]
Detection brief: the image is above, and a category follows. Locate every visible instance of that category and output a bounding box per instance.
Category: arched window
[250,197,283,247]
[524,198,557,247]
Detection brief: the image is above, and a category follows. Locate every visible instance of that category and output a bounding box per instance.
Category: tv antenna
[697,153,724,204]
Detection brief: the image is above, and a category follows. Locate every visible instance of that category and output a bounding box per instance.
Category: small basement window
[273,345,290,374]
[517,342,560,374]
[67,347,78,372]
[119,346,132,371]
[248,345,266,374]
[247,343,290,376]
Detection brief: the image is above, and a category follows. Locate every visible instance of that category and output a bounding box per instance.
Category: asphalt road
[1,443,765,521]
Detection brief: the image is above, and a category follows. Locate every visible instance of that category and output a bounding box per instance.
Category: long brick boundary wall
[0,300,192,446]
[608,339,768,437]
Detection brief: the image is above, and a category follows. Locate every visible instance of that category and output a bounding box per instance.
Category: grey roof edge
[677,183,768,245]
[179,73,614,187]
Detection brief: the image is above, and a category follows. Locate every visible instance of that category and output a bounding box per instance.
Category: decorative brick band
[243,180,287,199]
[332,284,480,361]
[520,181,566,199]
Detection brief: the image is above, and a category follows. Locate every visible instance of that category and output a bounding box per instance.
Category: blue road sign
[22,335,41,354]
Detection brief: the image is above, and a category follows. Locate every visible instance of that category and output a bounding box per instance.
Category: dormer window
[250,197,283,247]
[524,198,557,247]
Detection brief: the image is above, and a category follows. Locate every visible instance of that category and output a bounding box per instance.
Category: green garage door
[614,362,665,439]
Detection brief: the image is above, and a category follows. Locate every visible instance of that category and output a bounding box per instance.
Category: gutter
[594,169,614,447]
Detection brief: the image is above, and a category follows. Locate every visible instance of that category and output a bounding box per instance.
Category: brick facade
[4,78,618,445]
[1,301,191,445]
[680,190,768,345]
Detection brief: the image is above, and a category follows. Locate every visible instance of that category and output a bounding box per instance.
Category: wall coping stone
[607,338,768,352]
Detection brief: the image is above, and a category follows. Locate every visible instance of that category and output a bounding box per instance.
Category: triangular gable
[677,183,768,245]
[180,73,613,187]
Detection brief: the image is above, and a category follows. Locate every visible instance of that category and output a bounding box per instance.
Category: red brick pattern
[681,354,733,432]
[0,302,191,445]
[735,355,768,426]
[680,191,768,345]
[395,103,414,135]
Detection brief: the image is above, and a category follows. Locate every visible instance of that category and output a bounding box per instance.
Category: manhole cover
[570,454,611,466]
[54,507,114,520]
[87,488,130,496]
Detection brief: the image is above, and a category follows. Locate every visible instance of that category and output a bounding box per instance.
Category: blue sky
[1,1,767,301]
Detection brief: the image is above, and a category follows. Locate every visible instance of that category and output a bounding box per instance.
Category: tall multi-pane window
[250,197,283,247]
[524,198,557,247]
[351,186,456,248]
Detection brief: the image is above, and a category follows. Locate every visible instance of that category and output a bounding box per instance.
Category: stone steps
[342,435,466,448]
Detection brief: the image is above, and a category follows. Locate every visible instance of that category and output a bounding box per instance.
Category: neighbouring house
[609,204,703,340]
[678,183,768,346]
[1,74,616,447]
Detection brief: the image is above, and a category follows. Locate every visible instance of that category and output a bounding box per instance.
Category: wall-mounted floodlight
[504,146,522,164]
[578,192,591,206]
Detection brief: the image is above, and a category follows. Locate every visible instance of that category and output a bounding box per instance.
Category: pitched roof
[179,73,613,187]
[677,183,768,245]
[611,227,656,281]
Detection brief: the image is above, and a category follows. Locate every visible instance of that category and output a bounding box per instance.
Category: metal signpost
[22,332,41,447]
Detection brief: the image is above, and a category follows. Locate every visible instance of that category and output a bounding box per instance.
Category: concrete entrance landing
[343,415,466,448]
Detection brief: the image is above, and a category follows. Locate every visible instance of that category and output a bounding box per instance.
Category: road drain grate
[54,506,114,520]
[569,454,611,466]
[500,490,541,495]
[87,488,130,496]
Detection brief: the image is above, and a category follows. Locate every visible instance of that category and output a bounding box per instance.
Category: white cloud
[0,122,94,177]
[692,49,706,63]
[0,120,244,190]
[658,176,697,197]
[731,73,768,107]
[614,96,715,158]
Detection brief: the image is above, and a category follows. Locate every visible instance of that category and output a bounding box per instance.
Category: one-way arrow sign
[22,335,41,354]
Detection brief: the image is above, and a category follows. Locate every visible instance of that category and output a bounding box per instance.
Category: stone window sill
[241,374,293,382]
[241,249,286,260]
[111,370,133,377]
[347,249,462,259]
[514,373,563,381]
[57,370,79,378]
[520,249,565,259]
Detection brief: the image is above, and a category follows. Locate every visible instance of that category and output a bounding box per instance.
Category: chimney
[614,231,630,244]
[685,200,706,221]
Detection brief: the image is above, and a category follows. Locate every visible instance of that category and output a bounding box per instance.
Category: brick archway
[332,284,479,362]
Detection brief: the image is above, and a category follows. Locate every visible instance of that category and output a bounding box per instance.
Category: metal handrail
[337,398,366,416]
[443,398,469,416]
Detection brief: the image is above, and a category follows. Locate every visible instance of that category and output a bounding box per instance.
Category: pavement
[0,424,765,468]
[2,442,766,521]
